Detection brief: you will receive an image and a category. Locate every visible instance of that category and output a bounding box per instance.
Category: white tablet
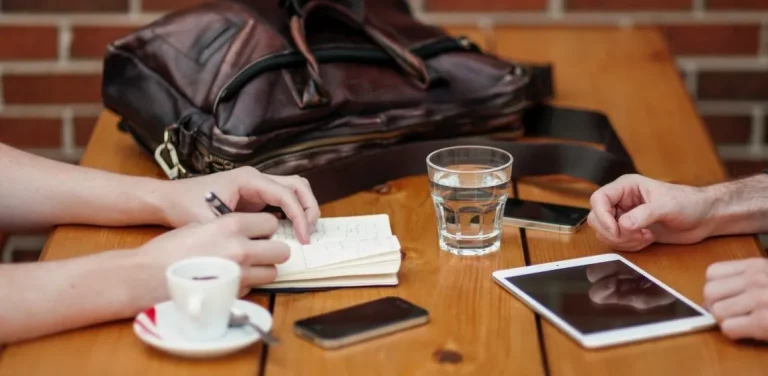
[492,253,716,349]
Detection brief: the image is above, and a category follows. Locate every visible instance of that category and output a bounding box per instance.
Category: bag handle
[285,0,432,108]
[293,104,638,204]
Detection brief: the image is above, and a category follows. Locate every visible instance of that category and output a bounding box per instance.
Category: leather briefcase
[101,0,636,203]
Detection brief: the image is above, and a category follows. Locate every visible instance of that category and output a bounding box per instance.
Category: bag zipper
[197,97,529,173]
[212,36,480,113]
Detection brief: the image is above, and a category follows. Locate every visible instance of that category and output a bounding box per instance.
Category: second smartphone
[502,198,590,233]
[294,296,429,349]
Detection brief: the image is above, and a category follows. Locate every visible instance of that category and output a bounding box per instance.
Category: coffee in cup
[165,257,241,341]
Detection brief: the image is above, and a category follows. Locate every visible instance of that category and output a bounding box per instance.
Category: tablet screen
[505,260,704,334]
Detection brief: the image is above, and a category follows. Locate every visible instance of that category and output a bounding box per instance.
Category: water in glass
[427,147,512,256]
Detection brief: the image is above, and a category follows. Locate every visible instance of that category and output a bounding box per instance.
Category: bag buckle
[154,125,188,180]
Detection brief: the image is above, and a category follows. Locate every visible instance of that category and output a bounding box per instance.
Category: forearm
[0,249,165,344]
[0,143,169,231]
[705,172,768,237]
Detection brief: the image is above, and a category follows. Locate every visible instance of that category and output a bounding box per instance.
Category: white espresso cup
[165,257,241,341]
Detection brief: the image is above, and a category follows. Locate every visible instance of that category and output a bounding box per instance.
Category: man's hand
[157,166,320,244]
[587,174,716,251]
[704,258,768,341]
[134,212,290,304]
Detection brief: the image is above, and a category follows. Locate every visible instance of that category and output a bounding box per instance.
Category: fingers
[240,265,278,287]
[265,174,320,227]
[720,315,755,340]
[702,259,768,341]
[618,203,663,232]
[706,258,765,281]
[594,228,654,252]
[238,170,312,244]
[215,212,279,239]
[703,275,746,307]
[710,291,758,321]
[588,175,660,251]
[588,211,615,243]
[589,193,619,238]
[240,240,291,265]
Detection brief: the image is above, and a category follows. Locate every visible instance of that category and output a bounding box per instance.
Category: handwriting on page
[272,215,392,243]
[301,236,400,269]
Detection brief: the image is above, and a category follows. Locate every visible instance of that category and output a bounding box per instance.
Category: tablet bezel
[491,253,717,349]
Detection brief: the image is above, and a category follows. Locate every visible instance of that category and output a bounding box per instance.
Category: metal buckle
[154,126,188,180]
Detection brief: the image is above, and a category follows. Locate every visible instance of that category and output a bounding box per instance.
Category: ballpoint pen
[206,191,285,218]
[205,191,232,217]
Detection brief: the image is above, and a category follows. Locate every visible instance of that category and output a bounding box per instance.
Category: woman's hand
[157,166,320,244]
[134,212,290,303]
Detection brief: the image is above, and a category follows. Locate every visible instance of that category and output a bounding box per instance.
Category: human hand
[134,212,289,304]
[704,258,768,341]
[157,166,319,244]
[586,262,675,310]
[587,174,716,252]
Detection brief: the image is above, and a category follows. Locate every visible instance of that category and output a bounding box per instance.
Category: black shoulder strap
[300,103,637,204]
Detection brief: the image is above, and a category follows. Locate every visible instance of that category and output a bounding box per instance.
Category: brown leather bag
[102,0,636,203]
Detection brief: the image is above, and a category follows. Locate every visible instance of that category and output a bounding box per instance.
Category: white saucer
[133,299,273,359]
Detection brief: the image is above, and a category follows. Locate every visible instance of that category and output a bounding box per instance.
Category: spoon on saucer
[229,308,279,346]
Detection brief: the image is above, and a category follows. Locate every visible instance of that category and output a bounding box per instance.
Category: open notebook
[257,214,402,289]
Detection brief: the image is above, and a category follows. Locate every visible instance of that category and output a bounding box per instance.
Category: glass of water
[427,146,512,256]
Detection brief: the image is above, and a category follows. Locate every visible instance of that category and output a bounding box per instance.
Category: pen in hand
[205,191,232,217]
[205,191,310,244]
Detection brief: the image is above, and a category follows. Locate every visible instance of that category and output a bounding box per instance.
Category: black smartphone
[503,198,590,233]
[293,296,429,349]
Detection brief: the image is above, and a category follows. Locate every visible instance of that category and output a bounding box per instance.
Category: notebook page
[272,214,397,274]
[271,214,392,244]
[301,235,400,269]
[276,235,400,274]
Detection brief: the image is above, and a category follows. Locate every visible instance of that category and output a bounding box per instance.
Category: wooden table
[1,26,766,376]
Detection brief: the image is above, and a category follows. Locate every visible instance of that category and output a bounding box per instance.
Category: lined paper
[271,214,399,274]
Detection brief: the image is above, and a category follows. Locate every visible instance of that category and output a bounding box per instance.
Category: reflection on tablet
[505,260,702,334]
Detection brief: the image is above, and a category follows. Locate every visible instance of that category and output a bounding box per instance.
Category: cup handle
[187,294,204,320]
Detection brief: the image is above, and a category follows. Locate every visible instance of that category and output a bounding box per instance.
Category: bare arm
[0,143,168,232]
[0,213,290,345]
[0,250,158,344]
[705,172,768,237]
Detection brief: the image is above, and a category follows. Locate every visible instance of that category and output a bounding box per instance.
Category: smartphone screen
[503,198,590,227]
[294,296,428,341]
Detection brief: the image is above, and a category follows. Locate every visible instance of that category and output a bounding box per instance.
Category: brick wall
[0,0,766,175]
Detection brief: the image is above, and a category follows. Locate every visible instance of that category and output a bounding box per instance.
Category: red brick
[0,118,62,148]
[75,117,98,146]
[659,25,760,56]
[3,75,102,104]
[142,0,208,11]
[698,72,768,100]
[725,160,768,178]
[568,0,690,10]
[708,0,768,9]
[0,26,58,60]
[2,0,128,12]
[425,0,547,11]
[71,26,137,59]
[703,115,752,144]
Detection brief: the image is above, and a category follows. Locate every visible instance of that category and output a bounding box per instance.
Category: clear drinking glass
[427,146,513,256]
